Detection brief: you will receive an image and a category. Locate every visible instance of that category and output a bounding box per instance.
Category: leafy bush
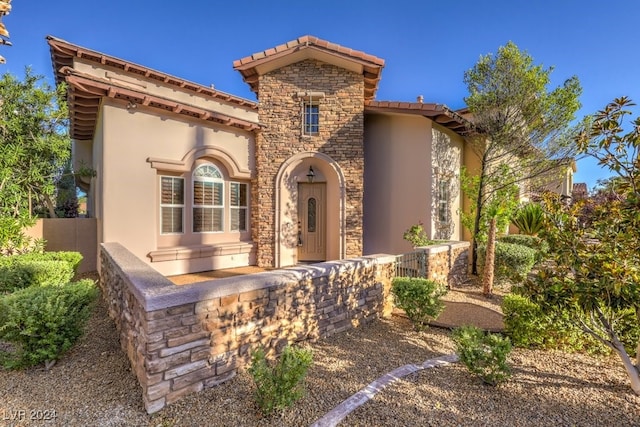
[402,222,438,247]
[0,216,44,256]
[0,279,98,369]
[502,294,548,347]
[511,202,545,235]
[248,345,313,416]
[499,234,549,262]
[477,242,536,284]
[18,251,83,275]
[391,277,447,331]
[502,293,626,355]
[0,260,74,293]
[452,325,512,386]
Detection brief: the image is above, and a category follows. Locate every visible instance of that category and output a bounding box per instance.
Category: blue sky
[3,0,639,190]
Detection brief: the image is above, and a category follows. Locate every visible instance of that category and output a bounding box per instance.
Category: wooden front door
[297,183,326,262]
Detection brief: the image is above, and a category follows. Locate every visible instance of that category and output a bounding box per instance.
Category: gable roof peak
[233,35,385,101]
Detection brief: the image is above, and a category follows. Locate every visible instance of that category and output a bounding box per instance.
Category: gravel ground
[1,275,639,426]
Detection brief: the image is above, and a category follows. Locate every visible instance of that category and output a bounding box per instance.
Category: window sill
[148,241,255,262]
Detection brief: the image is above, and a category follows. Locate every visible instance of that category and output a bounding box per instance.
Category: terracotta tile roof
[47,36,257,110]
[233,35,385,101]
[56,67,260,140]
[365,100,473,136]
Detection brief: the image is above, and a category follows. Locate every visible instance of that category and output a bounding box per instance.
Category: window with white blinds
[160,176,184,234]
[230,182,248,232]
[193,164,224,233]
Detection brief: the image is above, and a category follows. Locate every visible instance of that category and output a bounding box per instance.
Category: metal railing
[395,250,426,278]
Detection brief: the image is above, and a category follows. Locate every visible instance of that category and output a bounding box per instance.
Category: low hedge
[0,251,83,293]
[0,260,74,293]
[498,235,549,263]
[477,242,536,284]
[0,279,98,369]
[16,251,83,275]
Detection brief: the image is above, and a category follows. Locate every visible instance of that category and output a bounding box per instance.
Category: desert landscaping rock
[1,277,639,426]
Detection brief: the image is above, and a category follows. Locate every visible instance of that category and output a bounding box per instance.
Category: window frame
[159,175,185,235]
[192,164,225,233]
[302,99,320,136]
[437,178,450,224]
[230,181,248,232]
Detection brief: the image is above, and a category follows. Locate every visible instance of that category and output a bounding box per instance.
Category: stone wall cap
[102,243,394,312]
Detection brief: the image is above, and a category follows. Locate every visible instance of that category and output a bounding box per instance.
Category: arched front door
[297,182,326,262]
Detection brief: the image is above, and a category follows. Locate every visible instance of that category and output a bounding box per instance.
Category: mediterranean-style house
[48,35,532,276]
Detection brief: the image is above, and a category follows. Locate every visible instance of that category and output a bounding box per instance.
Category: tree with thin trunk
[462,41,582,275]
[481,215,497,296]
[524,97,640,394]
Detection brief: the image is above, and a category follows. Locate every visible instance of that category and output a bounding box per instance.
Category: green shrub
[502,293,615,355]
[16,251,83,275]
[0,260,74,293]
[511,202,545,235]
[499,234,549,263]
[391,277,447,331]
[0,279,98,369]
[502,294,547,347]
[452,325,512,386]
[477,242,536,284]
[248,345,313,416]
[402,223,438,247]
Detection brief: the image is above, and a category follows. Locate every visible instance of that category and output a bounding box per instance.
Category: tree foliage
[463,41,582,274]
[0,68,71,217]
[524,97,640,394]
[0,69,72,251]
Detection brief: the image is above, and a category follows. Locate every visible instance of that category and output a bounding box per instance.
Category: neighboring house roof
[365,100,473,135]
[47,36,259,140]
[233,35,385,101]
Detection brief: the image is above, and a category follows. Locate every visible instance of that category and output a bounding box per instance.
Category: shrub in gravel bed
[498,234,549,263]
[248,345,313,416]
[503,293,638,356]
[477,241,536,284]
[452,325,512,386]
[0,279,98,369]
[391,277,446,331]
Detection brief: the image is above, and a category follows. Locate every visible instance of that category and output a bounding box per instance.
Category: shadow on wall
[431,128,461,241]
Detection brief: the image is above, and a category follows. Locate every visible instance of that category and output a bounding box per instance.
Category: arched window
[193,164,224,232]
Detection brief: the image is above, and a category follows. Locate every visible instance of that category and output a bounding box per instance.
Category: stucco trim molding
[274,151,346,268]
[147,145,252,179]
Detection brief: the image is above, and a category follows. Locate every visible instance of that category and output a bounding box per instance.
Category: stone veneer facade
[253,59,365,267]
[99,243,394,413]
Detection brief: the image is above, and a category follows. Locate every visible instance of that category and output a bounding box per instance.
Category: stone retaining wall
[99,243,395,413]
[416,241,470,287]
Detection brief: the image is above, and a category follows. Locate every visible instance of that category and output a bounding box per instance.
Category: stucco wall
[97,102,256,276]
[99,242,395,413]
[23,218,98,273]
[363,113,434,256]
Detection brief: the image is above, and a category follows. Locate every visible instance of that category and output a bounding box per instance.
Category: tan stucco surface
[93,101,255,275]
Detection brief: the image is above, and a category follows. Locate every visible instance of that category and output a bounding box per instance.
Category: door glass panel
[308,198,316,232]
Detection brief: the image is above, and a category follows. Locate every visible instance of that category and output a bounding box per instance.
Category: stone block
[159,338,210,357]
[146,380,171,401]
[166,331,210,348]
[172,366,216,390]
[166,382,204,405]
[164,360,209,380]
